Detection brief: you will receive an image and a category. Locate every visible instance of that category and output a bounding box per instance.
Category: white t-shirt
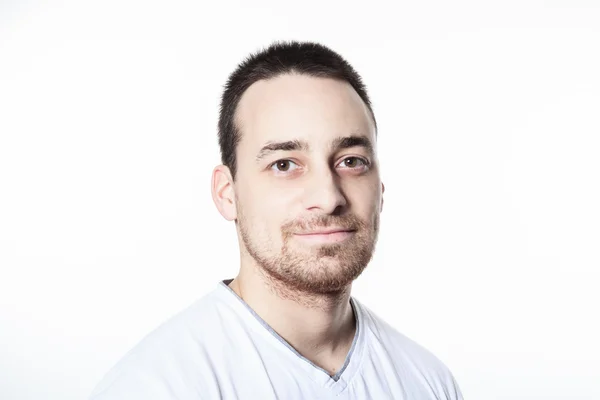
[90,280,463,399]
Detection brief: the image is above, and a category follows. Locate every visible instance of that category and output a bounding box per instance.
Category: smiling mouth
[293,230,356,244]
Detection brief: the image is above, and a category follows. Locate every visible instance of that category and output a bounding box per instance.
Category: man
[90,41,463,399]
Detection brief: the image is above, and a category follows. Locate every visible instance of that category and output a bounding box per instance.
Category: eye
[270,159,299,172]
[337,157,369,169]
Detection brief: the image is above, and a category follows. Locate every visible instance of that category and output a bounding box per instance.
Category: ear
[380,182,385,213]
[211,165,237,221]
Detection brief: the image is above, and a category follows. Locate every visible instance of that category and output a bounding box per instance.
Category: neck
[228,260,356,376]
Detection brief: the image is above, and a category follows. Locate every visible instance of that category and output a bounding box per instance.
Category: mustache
[281,214,366,233]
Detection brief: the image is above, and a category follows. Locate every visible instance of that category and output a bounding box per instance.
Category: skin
[211,73,384,376]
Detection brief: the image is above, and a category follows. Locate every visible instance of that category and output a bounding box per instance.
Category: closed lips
[296,229,355,235]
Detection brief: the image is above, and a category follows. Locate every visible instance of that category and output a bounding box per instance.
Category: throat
[226,276,358,378]
[279,299,358,378]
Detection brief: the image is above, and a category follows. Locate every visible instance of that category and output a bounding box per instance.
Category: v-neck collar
[216,279,365,394]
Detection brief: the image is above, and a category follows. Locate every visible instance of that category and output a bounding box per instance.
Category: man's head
[212,41,384,295]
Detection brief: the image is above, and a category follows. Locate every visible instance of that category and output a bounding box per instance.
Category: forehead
[235,74,375,153]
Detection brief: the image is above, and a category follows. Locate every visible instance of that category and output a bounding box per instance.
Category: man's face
[233,74,383,294]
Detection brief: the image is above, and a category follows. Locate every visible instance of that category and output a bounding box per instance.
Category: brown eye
[344,158,358,168]
[270,159,298,173]
[339,157,367,169]
[277,160,290,171]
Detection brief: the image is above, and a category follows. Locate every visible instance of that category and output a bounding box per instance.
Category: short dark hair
[218,40,377,180]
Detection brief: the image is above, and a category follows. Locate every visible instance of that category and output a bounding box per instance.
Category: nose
[302,168,347,214]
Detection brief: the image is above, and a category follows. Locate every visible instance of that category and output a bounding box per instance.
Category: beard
[237,208,380,295]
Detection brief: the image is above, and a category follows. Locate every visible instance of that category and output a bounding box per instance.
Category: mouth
[293,229,356,244]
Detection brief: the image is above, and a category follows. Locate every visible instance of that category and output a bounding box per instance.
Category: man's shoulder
[357,299,444,361]
[89,287,228,399]
[355,299,463,399]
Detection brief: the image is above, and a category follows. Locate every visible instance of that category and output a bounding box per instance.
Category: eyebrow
[331,135,374,155]
[255,139,308,161]
[255,135,374,162]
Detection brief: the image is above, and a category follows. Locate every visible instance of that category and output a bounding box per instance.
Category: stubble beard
[238,209,380,298]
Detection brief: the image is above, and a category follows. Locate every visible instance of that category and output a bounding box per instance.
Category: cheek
[347,180,381,209]
[240,190,294,234]
[250,182,299,212]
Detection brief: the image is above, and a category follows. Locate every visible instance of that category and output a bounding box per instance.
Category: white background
[1,1,599,399]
